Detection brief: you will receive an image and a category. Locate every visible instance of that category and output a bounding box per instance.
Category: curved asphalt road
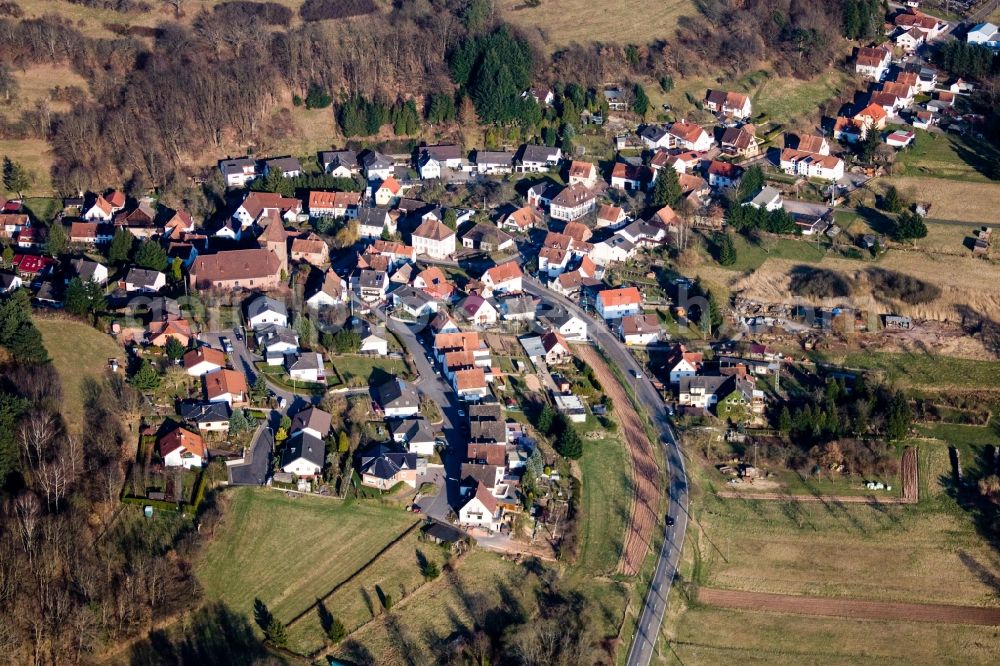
[522,276,689,666]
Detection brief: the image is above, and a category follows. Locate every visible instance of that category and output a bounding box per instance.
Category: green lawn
[917,421,1000,449]
[837,351,1000,390]
[575,432,632,574]
[330,354,414,386]
[196,489,419,634]
[716,233,828,272]
[752,68,852,126]
[896,129,1000,183]
[34,316,124,434]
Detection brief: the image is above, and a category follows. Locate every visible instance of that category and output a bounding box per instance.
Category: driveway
[227,423,274,486]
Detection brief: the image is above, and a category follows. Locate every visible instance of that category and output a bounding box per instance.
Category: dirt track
[699,588,1000,626]
[574,344,661,576]
[715,491,916,504]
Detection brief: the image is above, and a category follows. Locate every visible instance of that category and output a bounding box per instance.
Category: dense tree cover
[841,0,884,41]
[650,167,682,208]
[45,221,66,257]
[107,227,133,265]
[894,210,928,242]
[251,170,362,198]
[737,164,765,201]
[727,200,799,234]
[781,375,913,446]
[64,277,105,317]
[937,41,1000,81]
[133,239,168,271]
[717,231,737,266]
[449,27,535,125]
[2,155,32,197]
[336,96,420,137]
[0,289,48,364]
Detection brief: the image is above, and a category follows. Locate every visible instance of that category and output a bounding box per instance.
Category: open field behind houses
[0,139,54,196]
[196,488,418,630]
[35,316,124,434]
[502,0,694,52]
[895,129,1000,183]
[882,177,1000,225]
[669,605,1000,665]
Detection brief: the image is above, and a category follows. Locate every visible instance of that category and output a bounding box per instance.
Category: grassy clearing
[837,350,1000,390]
[4,64,91,116]
[752,68,853,127]
[284,528,446,655]
[720,233,829,273]
[501,0,695,52]
[0,139,54,196]
[196,488,418,630]
[917,421,1000,449]
[882,176,1000,225]
[34,316,123,434]
[895,129,1000,183]
[329,354,414,385]
[669,605,1000,665]
[576,430,633,574]
[330,550,530,665]
[691,464,1000,607]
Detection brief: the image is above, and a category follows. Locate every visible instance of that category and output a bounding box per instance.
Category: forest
[0,0,866,197]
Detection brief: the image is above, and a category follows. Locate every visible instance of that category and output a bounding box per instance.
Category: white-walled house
[779,149,844,181]
[159,427,206,469]
[459,485,501,530]
[411,218,456,259]
[596,287,642,321]
[247,295,288,329]
[280,432,325,477]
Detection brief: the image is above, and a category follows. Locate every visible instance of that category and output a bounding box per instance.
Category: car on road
[234,328,243,342]
[220,336,234,353]
[457,409,466,418]
[666,516,675,526]
[631,369,643,379]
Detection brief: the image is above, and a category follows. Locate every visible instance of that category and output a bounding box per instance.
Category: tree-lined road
[522,276,689,666]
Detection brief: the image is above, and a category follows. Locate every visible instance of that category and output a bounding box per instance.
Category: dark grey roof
[518,144,560,164]
[281,431,326,469]
[389,417,435,443]
[125,267,163,289]
[360,150,393,170]
[358,444,418,480]
[356,206,389,227]
[679,374,732,395]
[0,272,20,290]
[219,157,256,176]
[320,150,358,170]
[374,378,419,411]
[247,295,288,321]
[180,401,231,424]
[359,269,387,289]
[255,324,299,349]
[288,352,323,372]
[423,521,466,543]
[639,125,669,142]
[265,156,302,173]
[391,285,434,309]
[422,144,463,161]
[475,150,514,166]
[499,294,536,316]
[541,308,581,329]
[291,406,333,436]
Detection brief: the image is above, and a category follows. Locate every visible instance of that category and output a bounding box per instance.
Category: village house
[500,206,542,232]
[706,160,743,188]
[667,345,703,384]
[320,149,359,177]
[219,157,258,187]
[596,204,627,229]
[481,260,524,297]
[354,207,393,240]
[678,374,731,410]
[461,223,515,253]
[704,89,752,119]
[541,330,571,365]
[779,149,845,181]
[358,445,419,489]
[454,367,490,401]
[287,352,326,383]
[147,319,193,347]
[257,324,300,364]
[720,125,759,157]
[354,268,389,304]
[308,190,361,219]
[360,150,394,181]
[475,150,515,175]
[290,232,328,267]
[233,191,302,227]
[183,346,227,377]
[413,266,456,301]
[854,46,891,80]
[263,156,302,178]
[458,484,502,530]
[180,402,231,433]
[516,144,562,173]
[122,267,165,294]
[417,144,464,179]
[619,314,662,346]
[596,286,642,321]
[281,432,325,477]
[967,22,1000,47]
[894,8,947,40]
[549,184,597,221]
[567,160,599,188]
[69,222,114,245]
[895,27,925,52]
[392,285,438,318]
[540,310,588,341]
[411,218,457,259]
[373,177,402,207]
[667,121,714,151]
[459,293,499,327]
[247,295,288,329]
[159,427,206,469]
[390,417,436,456]
[373,378,420,418]
[797,135,830,156]
[69,257,109,285]
[746,185,783,211]
[204,368,248,405]
[611,161,652,191]
[306,269,349,309]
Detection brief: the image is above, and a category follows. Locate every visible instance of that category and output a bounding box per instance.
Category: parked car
[220,336,233,353]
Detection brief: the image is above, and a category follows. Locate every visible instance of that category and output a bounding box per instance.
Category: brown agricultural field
[883,177,1000,226]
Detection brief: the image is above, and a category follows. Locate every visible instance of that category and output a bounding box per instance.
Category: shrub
[300,0,377,21]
